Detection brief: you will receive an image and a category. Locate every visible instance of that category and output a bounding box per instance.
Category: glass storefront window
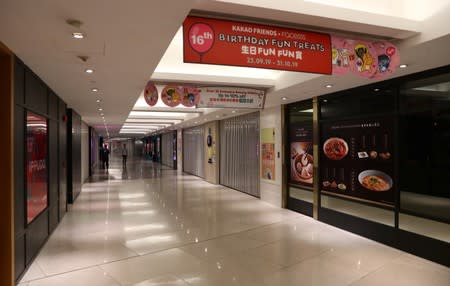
[399,72,450,241]
[26,111,48,224]
[287,101,313,191]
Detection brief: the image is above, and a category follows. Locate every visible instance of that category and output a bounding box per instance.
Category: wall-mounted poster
[320,117,395,206]
[196,86,265,109]
[331,36,400,80]
[289,123,313,188]
[261,128,275,180]
[26,112,48,224]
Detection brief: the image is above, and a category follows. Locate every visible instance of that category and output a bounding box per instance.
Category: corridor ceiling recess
[1,0,449,138]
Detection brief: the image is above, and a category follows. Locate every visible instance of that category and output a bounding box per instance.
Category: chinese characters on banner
[26,112,48,224]
[320,117,395,207]
[261,128,275,181]
[183,16,332,74]
[196,86,265,109]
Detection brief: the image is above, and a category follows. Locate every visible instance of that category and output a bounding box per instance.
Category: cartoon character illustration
[378,54,390,73]
[339,48,350,67]
[166,88,180,103]
[332,48,338,65]
[355,44,374,73]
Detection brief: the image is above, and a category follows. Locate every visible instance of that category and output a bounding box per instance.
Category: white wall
[260,106,283,207]
[81,121,89,183]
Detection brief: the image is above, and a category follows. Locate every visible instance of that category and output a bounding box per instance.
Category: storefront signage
[290,123,313,188]
[320,117,395,206]
[261,128,275,181]
[196,86,265,109]
[332,36,400,79]
[183,16,332,74]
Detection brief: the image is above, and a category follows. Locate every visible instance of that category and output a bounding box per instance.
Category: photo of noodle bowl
[323,137,348,160]
[358,170,392,192]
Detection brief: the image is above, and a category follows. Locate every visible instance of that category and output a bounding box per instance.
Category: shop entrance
[285,99,314,217]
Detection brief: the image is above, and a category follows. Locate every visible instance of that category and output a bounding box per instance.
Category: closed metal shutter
[220,112,260,197]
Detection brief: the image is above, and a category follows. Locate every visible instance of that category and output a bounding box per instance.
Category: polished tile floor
[19,157,449,286]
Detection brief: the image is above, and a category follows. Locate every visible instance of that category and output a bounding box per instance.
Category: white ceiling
[0,0,449,138]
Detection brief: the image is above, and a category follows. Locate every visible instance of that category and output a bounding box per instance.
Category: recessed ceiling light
[72,32,84,39]
[98,108,103,111]
[325,84,333,88]
[323,99,328,103]
[85,68,94,74]
[232,110,236,113]
[92,88,98,92]
[374,88,380,92]
[399,64,408,68]
[96,99,101,103]
[282,97,287,101]
[100,113,104,116]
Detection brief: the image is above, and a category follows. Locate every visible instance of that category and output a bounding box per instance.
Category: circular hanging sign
[161,86,183,107]
[182,86,200,107]
[144,82,158,106]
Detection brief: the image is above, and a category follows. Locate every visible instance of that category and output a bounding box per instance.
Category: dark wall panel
[14,57,70,282]
[14,105,25,236]
[14,58,24,105]
[49,119,58,232]
[67,109,81,203]
[14,234,25,281]
[25,70,47,115]
[48,90,58,120]
[25,210,48,265]
[58,99,67,218]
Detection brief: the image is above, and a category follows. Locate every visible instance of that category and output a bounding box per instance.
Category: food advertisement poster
[320,117,395,206]
[26,112,48,224]
[183,16,332,74]
[290,123,313,188]
[261,128,275,180]
[196,86,265,109]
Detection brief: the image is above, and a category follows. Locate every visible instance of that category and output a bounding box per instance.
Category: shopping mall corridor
[18,156,449,286]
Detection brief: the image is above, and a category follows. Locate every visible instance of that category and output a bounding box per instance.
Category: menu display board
[183,16,332,74]
[320,117,395,206]
[26,112,48,224]
[290,123,313,188]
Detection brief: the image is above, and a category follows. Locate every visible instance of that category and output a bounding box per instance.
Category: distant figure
[122,144,128,166]
[102,144,110,169]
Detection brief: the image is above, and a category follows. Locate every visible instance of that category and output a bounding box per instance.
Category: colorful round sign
[143,82,158,106]
[161,86,183,107]
[188,23,215,59]
[182,86,200,107]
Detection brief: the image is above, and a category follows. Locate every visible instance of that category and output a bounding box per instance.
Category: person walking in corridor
[122,143,128,167]
[102,144,110,169]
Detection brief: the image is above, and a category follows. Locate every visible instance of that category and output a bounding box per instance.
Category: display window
[26,111,48,224]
